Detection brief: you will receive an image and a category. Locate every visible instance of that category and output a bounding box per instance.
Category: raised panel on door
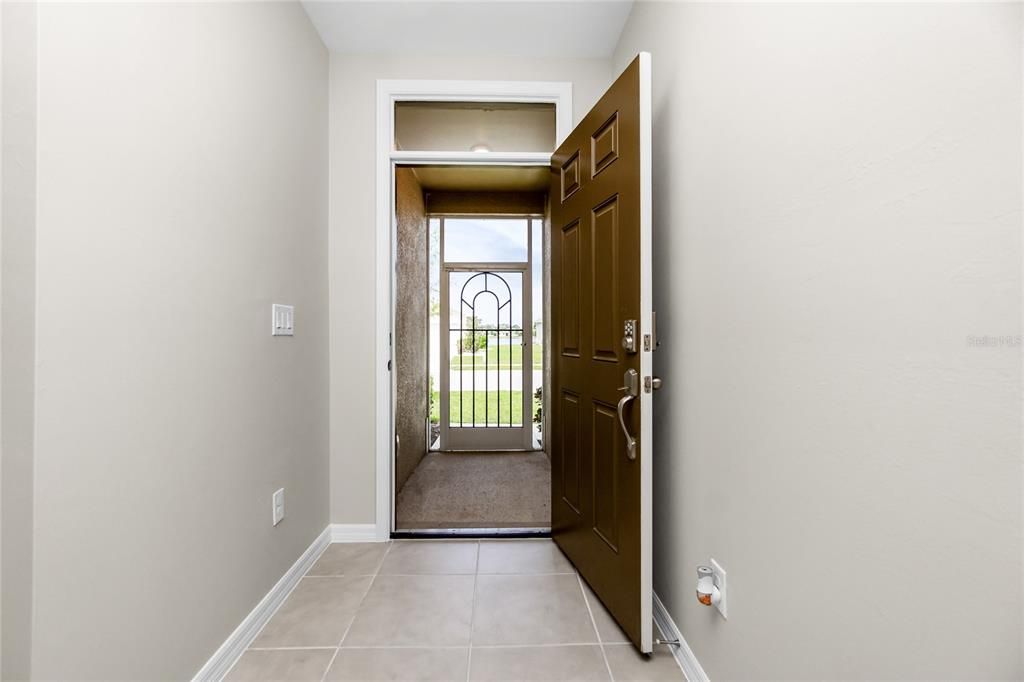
[550,53,653,653]
[591,196,619,363]
[560,391,582,513]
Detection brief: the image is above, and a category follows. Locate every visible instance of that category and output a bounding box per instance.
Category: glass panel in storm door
[447,271,524,428]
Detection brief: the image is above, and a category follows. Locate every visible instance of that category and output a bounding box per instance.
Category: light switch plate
[272,488,285,526]
[272,304,294,336]
[710,558,727,618]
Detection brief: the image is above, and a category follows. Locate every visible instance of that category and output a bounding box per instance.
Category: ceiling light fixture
[470,143,491,153]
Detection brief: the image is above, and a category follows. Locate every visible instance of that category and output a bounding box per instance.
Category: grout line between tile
[466,540,481,682]
[476,571,577,576]
[373,572,479,577]
[252,642,607,651]
[247,646,338,651]
[468,642,611,649]
[326,539,395,675]
[319,647,341,682]
[302,574,380,578]
[577,571,616,682]
[329,645,471,650]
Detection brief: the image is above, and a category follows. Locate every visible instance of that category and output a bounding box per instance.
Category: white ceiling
[301,1,635,58]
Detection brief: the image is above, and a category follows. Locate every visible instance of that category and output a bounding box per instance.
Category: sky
[429,218,543,330]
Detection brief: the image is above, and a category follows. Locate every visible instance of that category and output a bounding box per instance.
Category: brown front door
[550,53,654,653]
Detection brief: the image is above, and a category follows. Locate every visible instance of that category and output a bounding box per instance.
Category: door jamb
[375,79,572,540]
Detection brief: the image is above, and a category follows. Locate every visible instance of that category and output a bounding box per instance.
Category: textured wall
[31,3,329,677]
[394,167,428,492]
[613,2,1022,679]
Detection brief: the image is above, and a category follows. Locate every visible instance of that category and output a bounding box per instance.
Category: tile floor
[226,539,685,681]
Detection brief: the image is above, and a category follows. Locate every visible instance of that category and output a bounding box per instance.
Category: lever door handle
[617,394,637,460]
[617,369,639,460]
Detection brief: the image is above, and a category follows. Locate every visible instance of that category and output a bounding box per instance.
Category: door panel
[550,53,653,652]
[560,391,581,512]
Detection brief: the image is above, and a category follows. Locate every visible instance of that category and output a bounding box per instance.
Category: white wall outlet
[710,558,728,619]
[272,488,285,526]
[272,304,294,336]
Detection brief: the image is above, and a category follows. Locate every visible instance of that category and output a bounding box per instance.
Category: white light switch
[272,304,294,336]
[272,488,285,526]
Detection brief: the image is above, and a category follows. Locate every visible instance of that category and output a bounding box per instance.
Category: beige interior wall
[329,53,612,524]
[614,3,1022,679]
[30,3,329,678]
[394,167,428,491]
[1,2,36,678]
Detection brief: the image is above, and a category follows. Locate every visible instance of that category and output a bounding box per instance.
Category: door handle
[617,369,639,460]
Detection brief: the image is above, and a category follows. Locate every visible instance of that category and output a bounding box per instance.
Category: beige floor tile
[603,643,685,681]
[252,576,372,648]
[326,647,469,681]
[473,574,598,645]
[343,574,475,646]
[225,648,335,681]
[307,543,390,576]
[477,540,574,575]
[469,645,611,681]
[378,540,478,574]
[581,582,630,644]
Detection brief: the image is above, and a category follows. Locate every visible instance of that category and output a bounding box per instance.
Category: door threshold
[392,527,551,539]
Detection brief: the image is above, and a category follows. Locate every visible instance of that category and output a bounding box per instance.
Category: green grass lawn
[430,390,541,426]
[450,342,543,370]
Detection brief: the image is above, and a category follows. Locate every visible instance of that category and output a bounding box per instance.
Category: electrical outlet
[272,488,285,526]
[272,304,294,336]
[710,558,727,618]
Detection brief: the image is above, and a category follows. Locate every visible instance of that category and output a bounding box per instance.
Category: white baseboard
[330,523,382,543]
[653,591,709,682]
[192,526,331,682]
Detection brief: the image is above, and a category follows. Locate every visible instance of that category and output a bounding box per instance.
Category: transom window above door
[394,101,556,153]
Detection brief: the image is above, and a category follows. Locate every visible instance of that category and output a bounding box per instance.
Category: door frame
[374,79,573,539]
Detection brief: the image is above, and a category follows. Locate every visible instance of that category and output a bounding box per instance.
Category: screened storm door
[439,218,533,451]
[550,53,655,653]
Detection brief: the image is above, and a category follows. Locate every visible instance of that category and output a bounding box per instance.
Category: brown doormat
[396,451,551,530]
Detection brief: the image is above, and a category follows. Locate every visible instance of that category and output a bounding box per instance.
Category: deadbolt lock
[644,376,664,393]
[622,319,637,354]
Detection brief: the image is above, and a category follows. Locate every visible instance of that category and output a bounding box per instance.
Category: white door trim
[637,50,655,653]
[375,79,572,540]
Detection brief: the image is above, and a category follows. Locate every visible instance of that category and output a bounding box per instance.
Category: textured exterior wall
[395,168,428,491]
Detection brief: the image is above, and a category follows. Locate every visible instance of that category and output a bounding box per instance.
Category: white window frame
[374,79,572,539]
